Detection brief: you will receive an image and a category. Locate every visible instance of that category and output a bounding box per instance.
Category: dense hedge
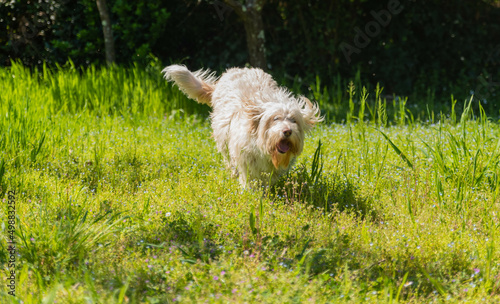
[1,0,499,104]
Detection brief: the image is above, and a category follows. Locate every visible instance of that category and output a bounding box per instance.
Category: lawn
[1,62,499,303]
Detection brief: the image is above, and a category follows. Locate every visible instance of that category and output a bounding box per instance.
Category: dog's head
[244,94,323,169]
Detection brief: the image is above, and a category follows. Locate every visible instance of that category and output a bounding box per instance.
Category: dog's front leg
[239,176,248,188]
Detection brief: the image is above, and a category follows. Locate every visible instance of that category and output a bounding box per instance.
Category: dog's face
[245,96,322,169]
[262,105,305,169]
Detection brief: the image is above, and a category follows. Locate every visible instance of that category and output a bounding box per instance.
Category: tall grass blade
[395,272,409,303]
[0,158,5,197]
[249,206,257,235]
[309,140,323,185]
[347,81,355,123]
[377,130,413,169]
[117,279,130,304]
[30,133,45,164]
[358,86,368,123]
[420,268,447,296]
[450,94,457,125]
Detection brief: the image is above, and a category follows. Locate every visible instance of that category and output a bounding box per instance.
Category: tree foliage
[1,0,499,99]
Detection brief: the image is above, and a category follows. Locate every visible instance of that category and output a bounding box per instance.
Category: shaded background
[1,0,500,110]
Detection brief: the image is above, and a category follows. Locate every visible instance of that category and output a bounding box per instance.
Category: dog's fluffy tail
[162,65,217,106]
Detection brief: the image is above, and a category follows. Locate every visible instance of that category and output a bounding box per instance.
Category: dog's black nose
[283,129,292,137]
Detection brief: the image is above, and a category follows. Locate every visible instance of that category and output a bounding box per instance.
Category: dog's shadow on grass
[270,164,378,220]
[156,213,225,263]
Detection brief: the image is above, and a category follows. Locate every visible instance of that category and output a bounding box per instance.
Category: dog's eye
[288,117,296,123]
[274,116,281,121]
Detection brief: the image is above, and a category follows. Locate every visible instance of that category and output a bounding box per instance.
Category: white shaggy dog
[163,65,322,187]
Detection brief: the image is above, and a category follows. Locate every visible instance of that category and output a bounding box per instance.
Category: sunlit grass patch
[1,63,500,303]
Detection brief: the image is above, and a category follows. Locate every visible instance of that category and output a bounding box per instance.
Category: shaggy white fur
[163,65,322,188]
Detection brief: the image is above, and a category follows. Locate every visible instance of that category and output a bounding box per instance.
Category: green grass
[1,62,500,303]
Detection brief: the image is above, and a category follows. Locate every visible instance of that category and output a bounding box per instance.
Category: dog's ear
[300,97,323,131]
[242,100,263,133]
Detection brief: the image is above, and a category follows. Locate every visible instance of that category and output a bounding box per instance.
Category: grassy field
[1,62,500,303]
